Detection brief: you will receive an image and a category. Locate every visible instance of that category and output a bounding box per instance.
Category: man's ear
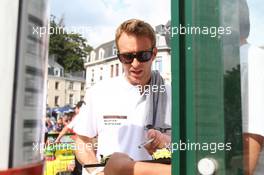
[152,47,158,60]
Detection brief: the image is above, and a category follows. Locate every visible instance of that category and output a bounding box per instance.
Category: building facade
[84,22,171,88]
[47,56,86,108]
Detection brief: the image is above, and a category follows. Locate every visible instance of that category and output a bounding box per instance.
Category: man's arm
[75,134,99,173]
[104,152,171,175]
[243,133,264,175]
[133,162,170,175]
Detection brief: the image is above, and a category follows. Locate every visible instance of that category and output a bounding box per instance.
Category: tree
[49,15,93,72]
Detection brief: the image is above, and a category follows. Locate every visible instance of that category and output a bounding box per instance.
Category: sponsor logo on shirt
[103,115,127,126]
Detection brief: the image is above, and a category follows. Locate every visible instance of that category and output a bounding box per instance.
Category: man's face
[57,118,62,124]
[117,32,157,86]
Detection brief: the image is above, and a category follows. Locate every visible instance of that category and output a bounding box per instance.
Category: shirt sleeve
[73,88,98,138]
[247,48,264,137]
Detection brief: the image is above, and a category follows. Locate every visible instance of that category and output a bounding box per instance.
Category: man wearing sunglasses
[74,19,171,175]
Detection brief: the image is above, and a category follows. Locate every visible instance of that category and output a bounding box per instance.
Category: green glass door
[172,0,243,174]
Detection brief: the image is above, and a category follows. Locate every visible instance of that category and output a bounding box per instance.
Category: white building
[47,56,86,108]
[84,22,171,88]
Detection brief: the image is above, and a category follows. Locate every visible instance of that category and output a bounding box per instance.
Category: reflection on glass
[239,0,264,175]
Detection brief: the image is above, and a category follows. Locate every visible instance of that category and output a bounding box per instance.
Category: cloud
[50,0,170,47]
[247,0,264,46]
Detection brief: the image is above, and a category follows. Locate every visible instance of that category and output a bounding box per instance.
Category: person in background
[45,117,55,133]
[55,101,85,142]
[55,101,85,175]
[55,117,64,132]
[62,113,70,126]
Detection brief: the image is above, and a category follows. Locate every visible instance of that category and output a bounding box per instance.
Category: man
[74,19,171,174]
[239,0,264,174]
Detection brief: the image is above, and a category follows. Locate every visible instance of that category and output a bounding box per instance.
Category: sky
[50,0,171,48]
[247,0,264,47]
[50,0,263,48]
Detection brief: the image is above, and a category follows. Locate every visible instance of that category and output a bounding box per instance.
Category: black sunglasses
[117,48,154,64]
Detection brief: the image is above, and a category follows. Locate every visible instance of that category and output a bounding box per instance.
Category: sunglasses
[117,48,154,64]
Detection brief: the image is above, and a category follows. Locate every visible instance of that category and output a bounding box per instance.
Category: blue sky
[50,0,170,47]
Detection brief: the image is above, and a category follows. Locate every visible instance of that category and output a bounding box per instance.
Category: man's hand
[105,152,171,175]
[144,129,171,155]
[104,152,134,175]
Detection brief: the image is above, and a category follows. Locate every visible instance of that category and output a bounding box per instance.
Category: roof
[48,55,64,70]
[93,40,116,59]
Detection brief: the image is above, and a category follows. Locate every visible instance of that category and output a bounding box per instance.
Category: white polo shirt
[240,44,264,175]
[240,44,264,137]
[74,75,171,161]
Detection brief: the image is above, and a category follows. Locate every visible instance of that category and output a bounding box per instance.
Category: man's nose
[131,57,141,67]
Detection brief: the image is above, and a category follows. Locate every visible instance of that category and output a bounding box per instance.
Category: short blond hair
[115,19,156,50]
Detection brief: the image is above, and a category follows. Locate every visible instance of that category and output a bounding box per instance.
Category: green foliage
[49,15,93,72]
[224,65,243,169]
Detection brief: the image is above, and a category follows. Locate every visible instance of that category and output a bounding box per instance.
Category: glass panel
[171,0,180,174]
[240,0,264,174]
[182,0,264,174]
[182,0,242,174]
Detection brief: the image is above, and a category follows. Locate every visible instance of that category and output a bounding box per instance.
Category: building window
[60,68,63,76]
[55,82,59,90]
[110,65,114,77]
[80,95,84,101]
[153,57,163,72]
[48,67,53,75]
[69,81,74,90]
[87,55,91,62]
[112,45,117,55]
[91,69,95,83]
[100,67,103,80]
[55,70,59,76]
[81,83,85,90]
[55,96,59,106]
[69,94,73,106]
[99,48,104,60]
[115,64,119,76]
[91,51,96,61]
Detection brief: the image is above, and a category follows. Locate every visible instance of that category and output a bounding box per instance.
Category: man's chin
[127,76,142,86]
